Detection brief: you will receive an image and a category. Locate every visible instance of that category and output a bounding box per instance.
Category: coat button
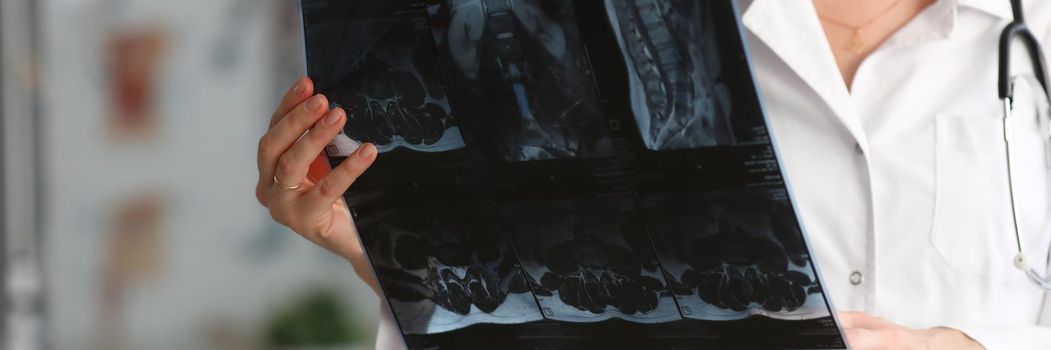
[849,271,864,285]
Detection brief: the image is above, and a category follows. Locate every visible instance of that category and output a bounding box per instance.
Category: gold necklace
[817,0,904,54]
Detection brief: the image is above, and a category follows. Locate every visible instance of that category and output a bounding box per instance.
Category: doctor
[255,0,1051,348]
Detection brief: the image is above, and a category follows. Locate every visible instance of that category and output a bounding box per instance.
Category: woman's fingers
[276,107,346,188]
[269,77,314,128]
[838,311,859,329]
[838,311,900,330]
[259,94,330,181]
[844,328,883,350]
[257,78,316,207]
[302,143,378,216]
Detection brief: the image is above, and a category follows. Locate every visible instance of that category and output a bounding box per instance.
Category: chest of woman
[742,0,1051,326]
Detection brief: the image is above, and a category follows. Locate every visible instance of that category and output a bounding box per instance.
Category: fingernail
[325,108,343,126]
[358,143,375,158]
[292,79,305,95]
[306,95,325,111]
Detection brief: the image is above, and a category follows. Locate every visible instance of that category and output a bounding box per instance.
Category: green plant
[264,288,364,347]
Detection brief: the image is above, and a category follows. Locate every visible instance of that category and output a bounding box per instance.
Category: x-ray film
[302,0,846,348]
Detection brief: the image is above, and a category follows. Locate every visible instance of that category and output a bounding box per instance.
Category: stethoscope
[1000,0,1051,289]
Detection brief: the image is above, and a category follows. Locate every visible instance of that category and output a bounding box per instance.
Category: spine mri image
[607,0,737,150]
[640,189,830,321]
[303,6,466,156]
[302,0,846,348]
[497,199,681,323]
[427,0,615,162]
[356,203,543,334]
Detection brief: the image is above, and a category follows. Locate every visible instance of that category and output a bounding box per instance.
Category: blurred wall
[3,0,381,349]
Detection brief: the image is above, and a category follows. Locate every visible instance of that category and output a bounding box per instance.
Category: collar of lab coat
[742,0,864,144]
[741,0,1007,146]
[957,0,1012,20]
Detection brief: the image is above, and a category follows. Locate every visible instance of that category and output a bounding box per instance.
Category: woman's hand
[256,77,379,292]
[839,312,985,350]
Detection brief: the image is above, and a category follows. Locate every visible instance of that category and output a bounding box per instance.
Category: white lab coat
[374,0,1051,348]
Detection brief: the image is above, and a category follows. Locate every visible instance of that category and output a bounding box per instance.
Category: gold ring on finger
[273,175,302,191]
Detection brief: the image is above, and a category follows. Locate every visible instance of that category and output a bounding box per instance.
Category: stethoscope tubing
[999,0,1051,289]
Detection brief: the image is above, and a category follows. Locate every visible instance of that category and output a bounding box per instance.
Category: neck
[812,0,935,89]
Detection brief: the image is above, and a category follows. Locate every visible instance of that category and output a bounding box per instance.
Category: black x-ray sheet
[302,0,847,349]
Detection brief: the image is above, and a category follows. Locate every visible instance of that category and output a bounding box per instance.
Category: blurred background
[1,0,381,349]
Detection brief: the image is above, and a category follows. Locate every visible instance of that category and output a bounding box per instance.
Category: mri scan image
[427,0,614,162]
[497,199,680,323]
[304,8,465,155]
[607,0,736,150]
[356,204,543,334]
[301,1,848,347]
[640,189,830,321]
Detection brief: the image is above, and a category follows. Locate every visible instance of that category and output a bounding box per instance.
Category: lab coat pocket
[932,107,1051,280]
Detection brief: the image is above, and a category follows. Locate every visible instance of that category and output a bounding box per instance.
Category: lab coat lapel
[742,0,869,146]
[956,0,1011,20]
